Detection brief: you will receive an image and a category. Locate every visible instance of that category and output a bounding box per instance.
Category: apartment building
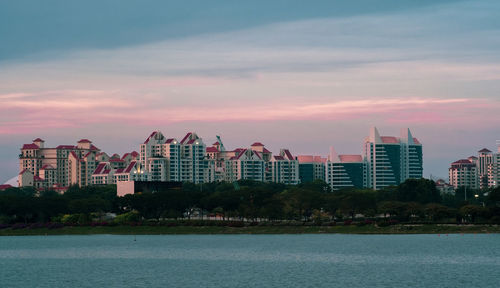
[19,138,101,189]
[204,139,298,184]
[139,131,207,184]
[448,157,479,189]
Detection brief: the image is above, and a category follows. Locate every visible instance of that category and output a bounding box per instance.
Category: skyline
[1,0,500,183]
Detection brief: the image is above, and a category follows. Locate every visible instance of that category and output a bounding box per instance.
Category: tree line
[1,178,500,225]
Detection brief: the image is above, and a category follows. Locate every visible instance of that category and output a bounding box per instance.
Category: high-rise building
[487,143,500,188]
[326,147,367,191]
[19,138,101,188]
[140,131,207,184]
[449,157,478,189]
[204,139,298,184]
[297,155,326,183]
[271,149,299,185]
[364,127,423,190]
[477,148,493,189]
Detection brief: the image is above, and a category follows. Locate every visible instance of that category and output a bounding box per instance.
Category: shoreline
[1,224,499,236]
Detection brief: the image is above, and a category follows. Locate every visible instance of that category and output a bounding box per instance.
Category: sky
[1,0,500,183]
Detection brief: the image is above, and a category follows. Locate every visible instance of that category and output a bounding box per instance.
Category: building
[117,181,182,197]
[487,143,500,188]
[0,184,13,191]
[435,179,455,194]
[477,148,493,189]
[16,127,424,190]
[19,138,101,189]
[326,147,366,191]
[488,153,500,188]
[271,149,300,185]
[204,138,299,184]
[364,127,423,190]
[297,155,326,183]
[449,157,478,189]
[139,131,207,184]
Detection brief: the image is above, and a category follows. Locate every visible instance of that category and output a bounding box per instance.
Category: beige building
[448,158,478,189]
[19,138,101,189]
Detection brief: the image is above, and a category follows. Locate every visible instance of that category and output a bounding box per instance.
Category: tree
[459,205,487,223]
[397,178,441,204]
[424,203,452,222]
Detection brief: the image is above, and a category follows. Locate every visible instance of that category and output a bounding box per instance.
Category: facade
[271,149,300,185]
[448,158,479,189]
[477,148,493,189]
[326,148,366,191]
[488,152,500,188]
[139,131,207,184]
[19,137,140,191]
[19,138,101,189]
[451,143,500,190]
[17,127,425,190]
[364,127,423,190]
[297,155,326,183]
[487,144,500,188]
[204,139,299,184]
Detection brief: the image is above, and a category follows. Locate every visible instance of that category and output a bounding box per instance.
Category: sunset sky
[1,0,499,183]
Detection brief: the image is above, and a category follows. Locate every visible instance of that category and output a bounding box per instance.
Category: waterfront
[0,234,499,287]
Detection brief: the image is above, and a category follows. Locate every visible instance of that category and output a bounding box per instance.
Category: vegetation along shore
[1,178,500,236]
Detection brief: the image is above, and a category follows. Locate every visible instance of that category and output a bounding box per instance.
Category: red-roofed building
[270,149,299,184]
[0,184,13,191]
[19,137,103,190]
[206,147,219,153]
[22,143,40,150]
[449,159,478,189]
[140,131,206,183]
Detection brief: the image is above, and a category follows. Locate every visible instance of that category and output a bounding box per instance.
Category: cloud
[1,0,500,181]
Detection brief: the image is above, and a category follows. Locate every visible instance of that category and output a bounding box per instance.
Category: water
[0,234,498,287]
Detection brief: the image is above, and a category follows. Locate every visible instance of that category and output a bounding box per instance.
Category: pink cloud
[1,86,499,136]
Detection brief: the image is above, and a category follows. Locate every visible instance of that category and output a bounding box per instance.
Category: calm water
[0,234,499,287]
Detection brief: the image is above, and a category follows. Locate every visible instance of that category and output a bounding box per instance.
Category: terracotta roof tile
[124,161,136,173]
[144,131,157,144]
[206,147,218,153]
[56,145,76,149]
[93,163,107,175]
[22,143,39,149]
[180,132,192,144]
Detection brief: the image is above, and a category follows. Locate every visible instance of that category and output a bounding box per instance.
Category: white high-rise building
[326,147,366,191]
[477,148,493,189]
[140,131,207,184]
[364,127,423,190]
[487,143,500,188]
